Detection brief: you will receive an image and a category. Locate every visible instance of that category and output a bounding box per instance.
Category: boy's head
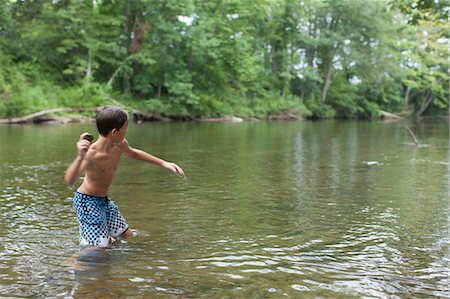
[96,106,128,137]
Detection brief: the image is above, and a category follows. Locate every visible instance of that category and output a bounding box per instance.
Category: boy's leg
[109,227,133,245]
[121,227,134,238]
[74,193,110,247]
[108,228,133,247]
[105,198,131,239]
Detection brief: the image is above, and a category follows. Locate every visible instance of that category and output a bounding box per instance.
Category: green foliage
[247,91,310,117]
[59,83,112,107]
[0,57,40,117]
[0,0,448,119]
[304,101,336,119]
[358,98,382,118]
[0,54,110,118]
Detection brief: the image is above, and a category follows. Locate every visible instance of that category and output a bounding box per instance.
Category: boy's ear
[110,128,117,136]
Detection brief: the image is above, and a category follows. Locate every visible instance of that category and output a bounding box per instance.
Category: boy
[64,106,184,247]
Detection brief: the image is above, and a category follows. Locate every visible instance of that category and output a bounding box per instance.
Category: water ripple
[178,232,450,297]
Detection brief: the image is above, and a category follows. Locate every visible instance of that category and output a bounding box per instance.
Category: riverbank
[0,106,306,125]
[0,106,419,125]
[3,103,448,125]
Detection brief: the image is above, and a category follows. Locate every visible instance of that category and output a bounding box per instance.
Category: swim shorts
[73,192,129,247]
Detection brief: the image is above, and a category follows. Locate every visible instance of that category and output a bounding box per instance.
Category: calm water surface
[0,120,449,298]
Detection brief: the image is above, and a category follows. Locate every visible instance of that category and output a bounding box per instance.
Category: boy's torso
[78,142,124,197]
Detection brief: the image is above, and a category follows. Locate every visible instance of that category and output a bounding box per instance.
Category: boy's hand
[77,135,92,159]
[164,162,185,177]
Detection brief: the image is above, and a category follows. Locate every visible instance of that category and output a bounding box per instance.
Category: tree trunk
[404,86,411,111]
[416,92,434,117]
[157,83,162,98]
[0,107,98,124]
[271,43,279,78]
[321,63,333,104]
[129,9,149,54]
[124,72,131,96]
[306,16,315,68]
[85,48,92,81]
[107,66,121,87]
[157,63,164,98]
[282,44,293,97]
[122,0,132,95]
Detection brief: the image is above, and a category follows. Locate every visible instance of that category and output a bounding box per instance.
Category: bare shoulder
[84,146,96,159]
[120,138,139,158]
[119,138,131,150]
[119,138,134,154]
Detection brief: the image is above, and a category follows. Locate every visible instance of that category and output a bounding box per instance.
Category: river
[0,120,449,298]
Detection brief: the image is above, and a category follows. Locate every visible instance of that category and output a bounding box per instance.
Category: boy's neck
[96,135,117,150]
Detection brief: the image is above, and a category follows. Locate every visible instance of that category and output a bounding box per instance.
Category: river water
[0,120,449,298]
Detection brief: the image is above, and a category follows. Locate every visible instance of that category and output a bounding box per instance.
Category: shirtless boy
[64,106,184,247]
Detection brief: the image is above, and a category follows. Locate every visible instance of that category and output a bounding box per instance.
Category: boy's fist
[77,132,93,158]
[80,132,94,142]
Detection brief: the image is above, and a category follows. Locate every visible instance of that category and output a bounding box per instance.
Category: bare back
[77,141,124,197]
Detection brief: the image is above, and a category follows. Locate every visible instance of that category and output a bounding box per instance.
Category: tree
[0,0,447,119]
[393,0,449,117]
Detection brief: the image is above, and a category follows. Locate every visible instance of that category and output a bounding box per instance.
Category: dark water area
[0,120,449,298]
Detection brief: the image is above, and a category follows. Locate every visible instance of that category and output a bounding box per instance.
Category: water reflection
[71,248,113,298]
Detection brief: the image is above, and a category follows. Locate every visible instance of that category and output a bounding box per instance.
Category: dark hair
[96,106,128,136]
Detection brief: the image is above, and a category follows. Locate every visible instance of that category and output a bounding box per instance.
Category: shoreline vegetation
[0,105,420,125]
[0,1,448,122]
[0,106,303,125]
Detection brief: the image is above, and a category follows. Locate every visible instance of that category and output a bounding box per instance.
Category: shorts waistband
[75,191,109,201]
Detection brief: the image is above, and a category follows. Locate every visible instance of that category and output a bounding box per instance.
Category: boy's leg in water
[78,246,110,263]
[105,198,131,241]
[108,227,133,246]
[62,246,109,267]
[121,227,134,238]
[73,247,112,298]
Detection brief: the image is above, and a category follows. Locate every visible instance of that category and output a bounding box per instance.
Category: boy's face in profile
[112,119,129,142]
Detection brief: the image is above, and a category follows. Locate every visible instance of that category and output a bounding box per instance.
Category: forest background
[0,0,448,120]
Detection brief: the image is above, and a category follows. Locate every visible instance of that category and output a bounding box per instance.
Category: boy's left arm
[121,139,185,177]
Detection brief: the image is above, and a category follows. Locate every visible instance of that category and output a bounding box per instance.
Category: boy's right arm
[64,139,91,185]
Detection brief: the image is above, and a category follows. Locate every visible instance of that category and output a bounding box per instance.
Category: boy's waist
[75,191,109,201]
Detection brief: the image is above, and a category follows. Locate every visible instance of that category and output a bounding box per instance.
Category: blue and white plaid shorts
[73,192,129,247]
